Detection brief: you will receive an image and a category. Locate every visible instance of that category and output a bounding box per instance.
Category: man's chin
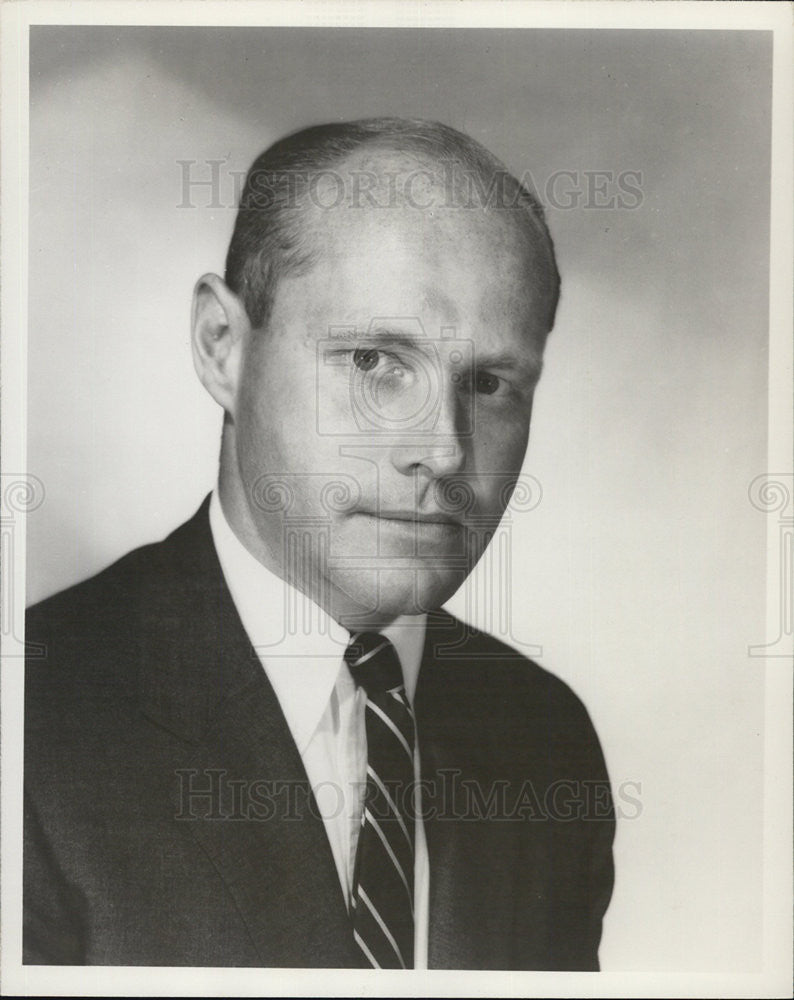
[330,565,468,626]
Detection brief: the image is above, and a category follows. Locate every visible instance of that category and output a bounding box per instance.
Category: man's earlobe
[190,273,250,415]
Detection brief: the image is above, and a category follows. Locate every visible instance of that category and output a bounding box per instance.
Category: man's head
[192,117,559,628]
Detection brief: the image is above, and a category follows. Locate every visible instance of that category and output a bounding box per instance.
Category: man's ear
[191,273,251,416]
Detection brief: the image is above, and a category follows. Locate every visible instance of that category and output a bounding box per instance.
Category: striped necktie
[345,631,415,969]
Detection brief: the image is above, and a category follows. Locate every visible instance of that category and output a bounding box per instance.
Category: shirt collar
[208,491,427,752]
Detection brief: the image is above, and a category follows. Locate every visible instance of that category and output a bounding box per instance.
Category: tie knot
[344,632,404,696]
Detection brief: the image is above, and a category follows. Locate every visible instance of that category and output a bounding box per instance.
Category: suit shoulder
[421,614,611,787]
[25,499,212,711]
[426,613,606,754]
[26,499,209,632]
[430,612,590,714]
[28,539,167,628]
[24,538,166,718]
[481,629,588,712]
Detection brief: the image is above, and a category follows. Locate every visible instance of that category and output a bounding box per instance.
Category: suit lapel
[137,497,359,967]
[182,670,358,967]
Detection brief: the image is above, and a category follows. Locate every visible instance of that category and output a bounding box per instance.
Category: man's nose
[389,376,468,479]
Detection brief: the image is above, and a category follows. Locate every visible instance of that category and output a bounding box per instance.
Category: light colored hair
[225,117,560,335]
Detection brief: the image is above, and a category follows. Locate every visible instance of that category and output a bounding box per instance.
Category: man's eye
[353,348,380,372]
[475,371,501,395]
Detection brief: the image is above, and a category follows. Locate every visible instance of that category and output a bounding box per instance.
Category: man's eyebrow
[475,348,544,382]
[323,326,422,348]
[362,326,427,349]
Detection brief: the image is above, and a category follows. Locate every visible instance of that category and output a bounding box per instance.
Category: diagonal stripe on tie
[366,700,414,763]
[353,929,381,970]
[345,631,416,969]
[362,807,413,905]
[366,764,413,851]
[358,887,407,968]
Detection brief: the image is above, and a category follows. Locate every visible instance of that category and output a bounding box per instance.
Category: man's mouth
[354,511,464,532]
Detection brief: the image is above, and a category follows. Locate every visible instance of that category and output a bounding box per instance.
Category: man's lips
[354,511,463,529]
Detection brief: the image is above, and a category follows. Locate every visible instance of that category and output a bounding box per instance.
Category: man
[24,118,614,970]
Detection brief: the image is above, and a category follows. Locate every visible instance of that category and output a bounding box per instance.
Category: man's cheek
[472,436,526,485]
[487,433,529,479]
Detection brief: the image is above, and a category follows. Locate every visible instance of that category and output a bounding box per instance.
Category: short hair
[225,117,560,335]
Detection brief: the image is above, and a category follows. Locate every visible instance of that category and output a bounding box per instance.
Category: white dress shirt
[209,491,430,967]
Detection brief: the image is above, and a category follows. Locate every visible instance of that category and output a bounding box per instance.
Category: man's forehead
[313,188,534,279]
[306,145,527,245]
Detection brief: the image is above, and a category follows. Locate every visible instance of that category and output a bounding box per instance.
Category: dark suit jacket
[24,496,614,969]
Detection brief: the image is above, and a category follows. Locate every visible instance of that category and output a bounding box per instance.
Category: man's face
[231,169,553,626]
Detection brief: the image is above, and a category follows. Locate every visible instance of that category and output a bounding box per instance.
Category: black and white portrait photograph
[1,1,791,996]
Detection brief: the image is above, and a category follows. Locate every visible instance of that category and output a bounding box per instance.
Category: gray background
[28,26,771,972]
